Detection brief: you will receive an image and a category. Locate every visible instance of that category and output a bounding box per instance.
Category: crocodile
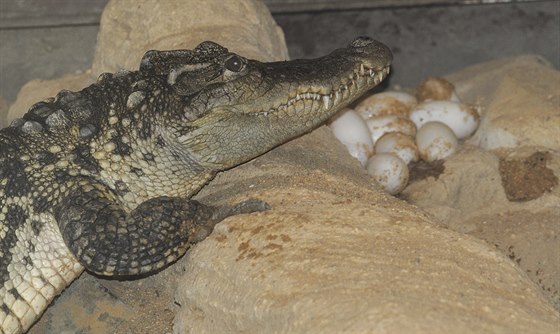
[0,37,392,333]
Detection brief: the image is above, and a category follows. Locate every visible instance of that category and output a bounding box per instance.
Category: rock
[6,72,93,123]
[404,55,560,311]
[173,128,560,334]
[403,146,560,312]
[92,0,288,75]
[447,55,560,150]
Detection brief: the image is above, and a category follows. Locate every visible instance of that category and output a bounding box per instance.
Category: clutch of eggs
[329,77,480,195]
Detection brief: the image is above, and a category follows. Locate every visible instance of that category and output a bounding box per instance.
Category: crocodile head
[141,37,392,170]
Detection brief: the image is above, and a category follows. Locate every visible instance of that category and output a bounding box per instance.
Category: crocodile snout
[350,37,393,70]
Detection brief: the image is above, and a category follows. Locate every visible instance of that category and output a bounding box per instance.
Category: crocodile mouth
[261,64,391,116]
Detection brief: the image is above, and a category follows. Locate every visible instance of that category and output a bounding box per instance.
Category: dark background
[1,0,559,103]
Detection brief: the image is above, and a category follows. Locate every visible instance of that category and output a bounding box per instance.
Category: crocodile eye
[224,55,244,72]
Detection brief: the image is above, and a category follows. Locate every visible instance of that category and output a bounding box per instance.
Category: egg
[366,153,409,195]
[329,108,374,166]
[416,77,460,102]
[364,115,417,144]
[416,121,458,162]
[409,100,479,139]
[374,132,419,164]
[355,91,417,119]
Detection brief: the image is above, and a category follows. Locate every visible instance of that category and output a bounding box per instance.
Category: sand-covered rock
[404,147,559,311]
[174,141,559,333]
[92,0,287,75]
[403,58,560,312]
[448,55,560,150]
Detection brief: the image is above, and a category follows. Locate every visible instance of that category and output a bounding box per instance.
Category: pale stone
[174,130,560,333]
[447,55,560,150]
[403,146,560,311]
[92,0,288,75]
[404,56,560,311]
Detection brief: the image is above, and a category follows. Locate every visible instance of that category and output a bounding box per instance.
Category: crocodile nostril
[350,36,375,48]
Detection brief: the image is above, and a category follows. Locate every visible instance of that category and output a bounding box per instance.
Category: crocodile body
[0,37,391,333]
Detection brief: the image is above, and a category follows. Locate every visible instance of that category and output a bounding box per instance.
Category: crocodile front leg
[54,182,269,276]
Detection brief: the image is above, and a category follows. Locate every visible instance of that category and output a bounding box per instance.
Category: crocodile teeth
[262,63,389,116]
[322,95,332,110]
[374,71,384,84]
[383,66,390,75]
[292,92,323,103]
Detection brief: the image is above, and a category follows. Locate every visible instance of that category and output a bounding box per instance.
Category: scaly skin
[0,37,392,333]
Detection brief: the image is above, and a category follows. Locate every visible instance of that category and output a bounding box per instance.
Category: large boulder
[404,57,560,312]
[92,0,288,74]
[174,127,559,333]
[450,55,560,150]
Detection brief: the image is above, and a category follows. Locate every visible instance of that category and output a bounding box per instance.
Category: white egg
[374,132,419,164]
[364,115,417,144]
[409,100,480,139]
[416,77,460,102]
[366,153,409,195]
[416,121,458,162]
[329,108,374,166]
[355,91,417,119]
